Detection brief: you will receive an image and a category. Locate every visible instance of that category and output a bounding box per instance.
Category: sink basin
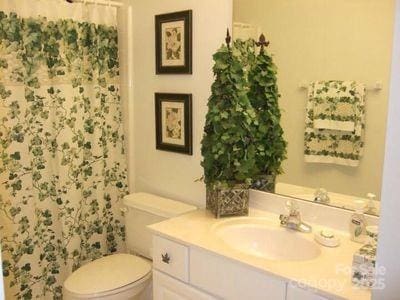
[213,218,321,261]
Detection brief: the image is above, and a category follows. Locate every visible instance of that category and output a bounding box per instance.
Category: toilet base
[132,280,152,300]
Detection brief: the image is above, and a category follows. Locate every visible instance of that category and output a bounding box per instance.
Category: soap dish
[314,230,340,247]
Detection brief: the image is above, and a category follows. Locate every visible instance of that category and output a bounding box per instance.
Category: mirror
[233,0,396,216]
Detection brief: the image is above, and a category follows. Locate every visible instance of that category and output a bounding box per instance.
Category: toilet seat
[63,254,152,299]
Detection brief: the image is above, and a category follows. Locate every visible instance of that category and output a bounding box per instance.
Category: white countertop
[149,208,372,300]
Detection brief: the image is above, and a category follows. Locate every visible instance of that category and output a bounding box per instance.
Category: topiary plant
[201,39,257,189]
[201,32,287,217]
[247,35,287,192]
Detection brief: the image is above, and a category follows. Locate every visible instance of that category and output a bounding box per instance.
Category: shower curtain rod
[66,0,123,7]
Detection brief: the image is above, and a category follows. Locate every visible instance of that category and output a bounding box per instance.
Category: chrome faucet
[314,188,330,204]
[279,201,312,233]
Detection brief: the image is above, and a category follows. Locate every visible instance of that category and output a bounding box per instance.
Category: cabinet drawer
[153,235,189,282]
[153,270,216,300]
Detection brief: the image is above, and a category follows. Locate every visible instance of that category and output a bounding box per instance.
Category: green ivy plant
[201,43,257,188]
[201,38,287,192]
[232,39,256,81]
[247,42,287,192]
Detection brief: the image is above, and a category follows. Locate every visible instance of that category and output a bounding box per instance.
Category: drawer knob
[161,253,170,264]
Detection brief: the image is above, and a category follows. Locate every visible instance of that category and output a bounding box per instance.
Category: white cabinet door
[190,248,286,300]
[153,270,216,300]
[286,284,329,300]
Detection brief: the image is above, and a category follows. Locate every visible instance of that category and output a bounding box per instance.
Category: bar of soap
[314,230,340,247]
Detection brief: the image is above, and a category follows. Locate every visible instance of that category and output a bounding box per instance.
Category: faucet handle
[285,200,299,214]
[314,188,327,198]
[280,200,312,233]
[279,214,289,226]
[314,188,329,203]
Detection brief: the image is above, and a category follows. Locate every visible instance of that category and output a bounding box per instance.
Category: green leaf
[10,151,21,160]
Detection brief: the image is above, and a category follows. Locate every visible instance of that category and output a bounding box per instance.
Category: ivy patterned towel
[311,81,365,131]
[304,80,366,167]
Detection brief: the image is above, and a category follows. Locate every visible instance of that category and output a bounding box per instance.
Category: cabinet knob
[161,253,170,264]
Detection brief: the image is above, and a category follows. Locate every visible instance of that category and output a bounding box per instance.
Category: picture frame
[155,93,193,155]
[155,10,192,74]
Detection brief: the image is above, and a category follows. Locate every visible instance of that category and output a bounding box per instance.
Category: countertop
[148,208,372,300]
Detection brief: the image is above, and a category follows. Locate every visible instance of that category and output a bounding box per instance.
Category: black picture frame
[155,10,192,74]
[155,93,193,155]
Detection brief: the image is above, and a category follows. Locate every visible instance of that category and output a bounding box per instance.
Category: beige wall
[234,0,395,200]
[130,0,232,206]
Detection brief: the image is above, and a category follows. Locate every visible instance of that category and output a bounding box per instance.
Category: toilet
[63,193,197,300]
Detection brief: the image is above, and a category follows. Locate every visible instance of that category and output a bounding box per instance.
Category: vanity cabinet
[152,235,329,300]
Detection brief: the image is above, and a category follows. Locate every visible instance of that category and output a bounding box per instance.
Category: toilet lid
[64,254,151,296]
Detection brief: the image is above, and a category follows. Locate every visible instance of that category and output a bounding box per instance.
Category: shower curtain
[0,1,128,299]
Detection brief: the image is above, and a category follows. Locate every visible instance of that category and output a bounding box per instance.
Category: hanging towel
[312,81,365,131]
[304,81,366,167]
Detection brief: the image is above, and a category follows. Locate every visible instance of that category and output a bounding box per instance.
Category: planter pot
[206,184,249,218]
[251,174,276,193]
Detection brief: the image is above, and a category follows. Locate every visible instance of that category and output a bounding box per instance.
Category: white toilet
[63,193,197,300]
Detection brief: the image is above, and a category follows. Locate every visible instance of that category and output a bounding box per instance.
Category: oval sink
[214,218,321,261]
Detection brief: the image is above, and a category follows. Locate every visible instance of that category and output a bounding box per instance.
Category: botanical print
[165,27,182,60]
[162,102,185,145]
[0,11,128,299]
[166,107,182,139]
[161,20,185,67]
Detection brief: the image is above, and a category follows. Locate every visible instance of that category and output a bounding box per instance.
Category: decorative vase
[251,174,276,193]
[206,184,249,218]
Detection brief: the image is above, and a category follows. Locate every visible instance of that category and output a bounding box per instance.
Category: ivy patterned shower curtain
[0,1,128,299]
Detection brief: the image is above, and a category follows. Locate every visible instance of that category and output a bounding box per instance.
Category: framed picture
[155,93,192,155]
[155,10,192,74]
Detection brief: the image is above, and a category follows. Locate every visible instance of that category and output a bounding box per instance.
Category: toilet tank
[123,193,197,259]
